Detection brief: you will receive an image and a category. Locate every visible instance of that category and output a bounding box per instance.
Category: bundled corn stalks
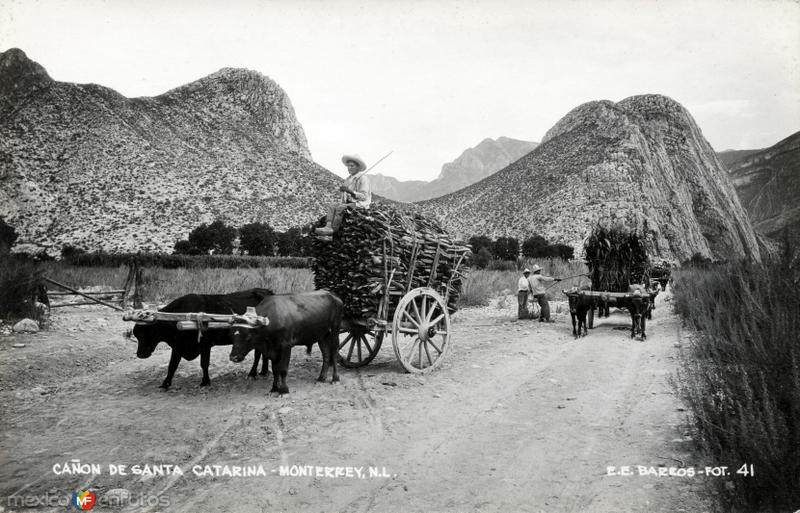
[584,224,651,292]
[312,205,471,321]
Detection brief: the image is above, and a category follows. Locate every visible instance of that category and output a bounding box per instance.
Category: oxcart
[313,206,472,374]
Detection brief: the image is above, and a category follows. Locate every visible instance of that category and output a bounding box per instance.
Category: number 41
[737,464,755,477]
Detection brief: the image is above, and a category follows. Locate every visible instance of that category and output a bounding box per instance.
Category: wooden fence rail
[42,261,143,311]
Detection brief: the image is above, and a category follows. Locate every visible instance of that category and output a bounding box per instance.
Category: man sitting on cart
[315,154,371,238]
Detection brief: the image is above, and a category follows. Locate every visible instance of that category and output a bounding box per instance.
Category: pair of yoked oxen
[127,288,343,394]
[567,283,660,340]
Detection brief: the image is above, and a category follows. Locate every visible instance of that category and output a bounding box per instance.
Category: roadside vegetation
[671,255,800,512]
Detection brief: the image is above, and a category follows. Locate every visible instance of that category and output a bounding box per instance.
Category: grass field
[39,258,588,308]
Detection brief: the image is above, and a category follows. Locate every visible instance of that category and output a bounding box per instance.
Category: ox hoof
[200,380,210,387]
[316,376,326,383]
[159,381,171,390]
[331,377,340,384]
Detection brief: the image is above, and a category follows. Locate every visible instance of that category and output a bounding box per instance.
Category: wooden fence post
[122,260,143,309]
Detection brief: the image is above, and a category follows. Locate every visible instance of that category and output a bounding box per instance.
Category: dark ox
[616,285,653,340]
[229,290,343,395]
[566,286,595,338]
[130,288,274,389]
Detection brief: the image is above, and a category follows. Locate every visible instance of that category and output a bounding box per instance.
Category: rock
[278,407,293,415]
[13,343,26,348]
[12,319,39,333]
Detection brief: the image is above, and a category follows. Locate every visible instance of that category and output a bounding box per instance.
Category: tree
[492,236,519,261]
[521,234,548,258]
[472,247,493,269]
[275,226,313,256]
[173,239,200,255]
[187,220,237,255]
[239,222,275,256]
[468,235,492,255]
[0,217,18,255]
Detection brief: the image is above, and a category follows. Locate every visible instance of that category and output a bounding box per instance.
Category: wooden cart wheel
[338,327,383,368]
[392,287,451,374]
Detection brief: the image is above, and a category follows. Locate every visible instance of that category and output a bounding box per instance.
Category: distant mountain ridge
[0,48,341,254]
[723,132,800,246]
[418,94,765,263]
[371,137,538,202]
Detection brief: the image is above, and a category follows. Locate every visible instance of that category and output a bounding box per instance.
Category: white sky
[1,0,798,181]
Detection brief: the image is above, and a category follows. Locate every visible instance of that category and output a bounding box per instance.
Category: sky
[1,0,798,181]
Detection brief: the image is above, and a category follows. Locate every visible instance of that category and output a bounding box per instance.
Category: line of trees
[173,220,314,257]
[468,234,574,268]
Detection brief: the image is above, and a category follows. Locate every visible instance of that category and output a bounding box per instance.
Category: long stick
[358,151,393,177]
[42,276,124,311]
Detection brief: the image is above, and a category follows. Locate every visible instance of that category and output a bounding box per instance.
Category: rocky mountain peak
[0,48,52,94]
[420,94,764,263]
[0,51,333,254]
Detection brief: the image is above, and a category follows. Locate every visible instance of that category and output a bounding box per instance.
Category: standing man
[517,268,533,320]
[529,264,561,322]
[315,154,372,237]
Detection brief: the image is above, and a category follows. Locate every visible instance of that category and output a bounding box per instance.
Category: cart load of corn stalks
[312,205,471,321]
[584,224,651,292]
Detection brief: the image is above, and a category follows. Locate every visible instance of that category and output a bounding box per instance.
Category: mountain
[418,94,764,263]
[371,137,538,202]
[0,48,342,254]
[717,148,763,170]
[724,132,800,246]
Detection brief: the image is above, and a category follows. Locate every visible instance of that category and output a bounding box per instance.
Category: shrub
[0,217,18,255]
[492,236,519,261]
[672,259,800,511]
[521,235,548,257]
[187,219,237,255]
[63,252,311,269]
[467,235,492,255]
[0,253,44,322]
[239,222,275,256]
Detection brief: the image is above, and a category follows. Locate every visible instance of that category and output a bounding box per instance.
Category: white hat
[342,154,367,172]
[531,264,542,273]
[523,268,531,274]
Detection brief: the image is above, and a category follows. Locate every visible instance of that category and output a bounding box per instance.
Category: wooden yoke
[122,306,269,330]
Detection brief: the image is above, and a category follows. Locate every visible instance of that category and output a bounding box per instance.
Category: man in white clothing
[517,268,533,320]
[315,154,371,237]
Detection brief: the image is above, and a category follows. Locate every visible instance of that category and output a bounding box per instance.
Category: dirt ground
[0,290,714,513]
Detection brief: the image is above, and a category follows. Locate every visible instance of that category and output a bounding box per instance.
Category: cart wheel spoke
[361,335,373,354]
[423,341,433,366]
[338,328,383,368]
[429,312,445,327]
[411,299,422,325]
[398,327,417,335]
[427,338,443,354]
[338,333,354,350]
[402,309,420,329]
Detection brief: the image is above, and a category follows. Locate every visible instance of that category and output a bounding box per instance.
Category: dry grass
[672,259,800,512]
[458,259,589,307]
[39,262,313,305]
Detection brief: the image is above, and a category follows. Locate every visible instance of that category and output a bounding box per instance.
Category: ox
[566,286,595,338]
[228,290,343,395]
[616,286,652,340]
[130,288,274,389]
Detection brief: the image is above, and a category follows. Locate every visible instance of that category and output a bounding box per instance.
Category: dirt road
[0,291,712,512]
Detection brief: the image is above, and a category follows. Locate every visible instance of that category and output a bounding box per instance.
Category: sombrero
[341,154,367,173]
